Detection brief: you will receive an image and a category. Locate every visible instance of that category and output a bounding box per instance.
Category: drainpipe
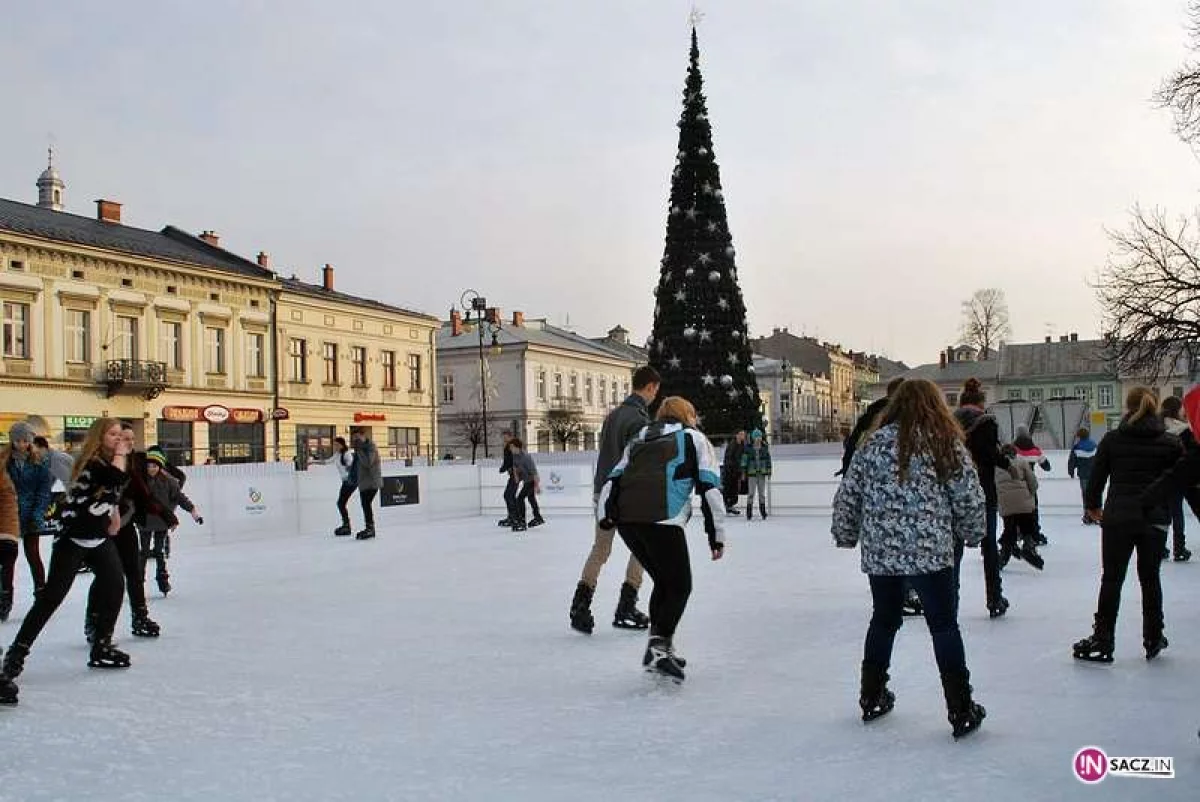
[270,288,281,462]
[429,326,438,463]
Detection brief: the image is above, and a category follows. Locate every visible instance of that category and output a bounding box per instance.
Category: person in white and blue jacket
[597,396,725,682]
[832,378,988,739]
[1067,427,1098,526]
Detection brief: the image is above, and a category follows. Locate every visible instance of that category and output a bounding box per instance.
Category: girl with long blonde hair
[1074,387,1183,663]
[2,418,134,688]
[833,379,988,738]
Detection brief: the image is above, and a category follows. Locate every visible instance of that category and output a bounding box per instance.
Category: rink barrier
[170,451,1086,543]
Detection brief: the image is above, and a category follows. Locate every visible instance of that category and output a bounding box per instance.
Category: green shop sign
[64,416,98,429]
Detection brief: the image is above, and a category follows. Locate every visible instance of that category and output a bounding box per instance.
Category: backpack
[611,429,688,524]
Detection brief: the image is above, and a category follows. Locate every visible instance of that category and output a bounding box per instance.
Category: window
[554,373,563,399]
[289,338,307,382]
[1073,386,1091,401]
[1007,389,1023,400]
[247,332,265,378]
[2,302,29,358]
[537,370,547,401]
[1028,388,1044,403]
[1098,385,1114,408]
[441,374,455,403]
[946,392,959,406]
[323,342,338,384]
[204,327,226,374]
[570,374,579,399]
[387,427,421,459]
[8,260,24,271]
[598,379,607,407]
[159,321,183,370]
[381,350,396,390]
[114,315,138,360]
[1051,387,1066,399]
[65,309,91,363]
[407,353,422,391]
[611,380,618,401]
[1174,386,1185,398]
[585,375,594,405]
[351,346,367,386]
[623,381,630,397]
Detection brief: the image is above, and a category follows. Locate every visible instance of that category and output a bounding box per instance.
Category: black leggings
[336,482,356,526]
[360,488,378,527]
[1096,524,1167,640]
[13,538,124,649]
[86,525,147,623]
[138,530,170,581]
[0,539,16,595]
[617,524,692,639]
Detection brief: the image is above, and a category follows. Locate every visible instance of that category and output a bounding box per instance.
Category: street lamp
[460,289,503,458]
[780,359,793,444]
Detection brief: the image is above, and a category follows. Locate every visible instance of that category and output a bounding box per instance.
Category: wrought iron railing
[103,359,169,399]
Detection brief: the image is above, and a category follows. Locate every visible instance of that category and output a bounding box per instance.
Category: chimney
[1045,336,1052,343]
[199,230,220,247]
[485,307,500,325]
[1070,333,1078,342]
[939,352,947,369]
[450,308,463,337]
[512,310,525,328]
[95,199,122,224]
[322,263,334,291]
[945,346,955,364]
[1060,335,1069,343]
[773,328,780,335]
[257,251,271,269]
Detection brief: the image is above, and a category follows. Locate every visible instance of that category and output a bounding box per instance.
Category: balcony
[549,396,584,413]
[103,359,168,400]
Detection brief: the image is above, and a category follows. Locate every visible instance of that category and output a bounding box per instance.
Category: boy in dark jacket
[722,431,746,514]
[508,440,542,532]
[1068,428,1099,526]
[141,451,202,596]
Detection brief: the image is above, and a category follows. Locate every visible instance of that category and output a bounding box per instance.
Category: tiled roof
[589,336,650,363]
[438,319,641,363]
[898,359,1002,385]
[281,278,438,321]
[999,340,1114,380]
[0,197,273,280]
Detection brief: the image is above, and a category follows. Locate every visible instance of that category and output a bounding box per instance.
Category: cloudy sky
[2,0,1198,366]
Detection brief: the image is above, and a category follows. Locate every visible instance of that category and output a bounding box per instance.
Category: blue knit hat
[751,428,764,440]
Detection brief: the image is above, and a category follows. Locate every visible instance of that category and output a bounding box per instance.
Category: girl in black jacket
[1074,388,1183,662]
[2,418,134,681]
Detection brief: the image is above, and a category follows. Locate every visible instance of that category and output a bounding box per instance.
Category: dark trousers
[14,538,124,648]
[953,504,1002,609]
[617,523,691,640]
[514,482,541,523]
[138,530,170,582]
[503,477,519,521]
[864,568,967,676]
[0,539,16,595]
[336,482,356,527]
[20,517,47,591]
[1095,524,1167,641]
[359,488,378,528]
[1002,512,1037,550]
[721,467,740,509]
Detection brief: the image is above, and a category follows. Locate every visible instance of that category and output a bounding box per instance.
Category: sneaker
[355,527,376,540]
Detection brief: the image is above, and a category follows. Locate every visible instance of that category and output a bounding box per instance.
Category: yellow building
[277,265,440,463]
[0,164,439,463]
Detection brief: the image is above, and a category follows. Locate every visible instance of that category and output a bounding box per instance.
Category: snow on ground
[0,511,1196,802]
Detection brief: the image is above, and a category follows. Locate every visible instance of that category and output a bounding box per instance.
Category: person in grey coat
[509,439,542,532]
[351,430,382,540]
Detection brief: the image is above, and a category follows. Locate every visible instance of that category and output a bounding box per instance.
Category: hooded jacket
[3,448,53,533]
[1013,430,1051,472]
[1145,385,1200,505]
[953,406,1009,506]
[143,470,195,532]
[353,439,382,491]
[741,436,772,477]
[996,460,1038,517]
[593,393,651,495]
[1067,435,1098,483]
[1086,414,1182,530]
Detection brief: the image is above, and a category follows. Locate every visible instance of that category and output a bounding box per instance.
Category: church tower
[36,148,65,211]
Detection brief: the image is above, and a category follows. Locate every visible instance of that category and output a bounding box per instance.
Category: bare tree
[959,288,1011,357]
[1095,205,1200,382]
[452,408,490,464]
[1155,1,1200,148]
[545,408,585,452]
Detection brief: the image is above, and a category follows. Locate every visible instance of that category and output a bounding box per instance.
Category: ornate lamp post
[460,290,503,458]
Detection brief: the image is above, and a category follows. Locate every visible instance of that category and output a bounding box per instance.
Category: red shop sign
[162,406,202,423]
[353,412,386,423]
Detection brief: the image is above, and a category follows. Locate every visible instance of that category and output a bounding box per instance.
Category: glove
[598,517,616,531]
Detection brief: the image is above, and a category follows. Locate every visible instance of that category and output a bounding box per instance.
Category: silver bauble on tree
[720,374,734,388]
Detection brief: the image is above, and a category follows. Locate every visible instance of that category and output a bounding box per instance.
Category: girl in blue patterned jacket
[597,396,725,681]
[832,378,988,738]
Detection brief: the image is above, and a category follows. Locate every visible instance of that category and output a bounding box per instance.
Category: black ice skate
[613,582,650,630]
[84,611,98,644]
[1020,544,1044,571]
[0,590,11,622]
[569,581,595,634]
[2,642,29,680]
[859,662,895,722]
[1174,547,1192,562]
[901,589,923,617]
[1072,634,1114,663]
[156,570,172,596]
[528,516,545,528]
[746,507,753,521]
[88,638,131,670]
[1033,533,1048,547]
[987,596,1010,619]
[497,517,513,528]
[510,521,527,532]
[941,670,986,739]
[759,503,768,520]
[641,636,687,669]
[334,524,352,537]
[131,609,161,638]
[643,636,686,682]
[0,666,16,706]
[1145,635,1169,660]
[355,526,376,540]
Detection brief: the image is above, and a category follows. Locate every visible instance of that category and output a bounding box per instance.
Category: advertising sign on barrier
[381,475,420,507]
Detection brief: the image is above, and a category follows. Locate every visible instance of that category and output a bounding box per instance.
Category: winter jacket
[4,449,53,533]
[593,393,651,494]
[953,406,1009,507]
[0,471,19,546]
[55,457,128,541]
[841,396,890,474]
[1164,417,1189,439]
[46,449,75,487]
[996,461,1038,517]
[1067,436,1098,483]
[143,471,195,532]
[1013,435,1051,472]
[353,440,382,491]
[741,442,773,477]
[1085,414,1182,531]
[513,452,539,483]
[832,423,986,576]
[499,442,514,476]
[330,450,355,485]
[598,419,726,550]
[722,439,746,481]
[119,452,165,529]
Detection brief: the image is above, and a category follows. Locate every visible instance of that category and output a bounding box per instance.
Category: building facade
[752,355,835,442]
[437,310,642,456]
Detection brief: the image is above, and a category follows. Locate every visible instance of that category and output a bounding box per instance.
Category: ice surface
[0,512,1195,801]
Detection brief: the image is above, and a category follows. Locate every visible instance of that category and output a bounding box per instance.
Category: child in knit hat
[141,449,201,596]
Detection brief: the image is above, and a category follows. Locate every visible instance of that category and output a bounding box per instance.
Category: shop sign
[381,475,420,507]
[271,408,291,421]
[162,406,202,423]
[230,409,263,424]
[64,415,98,429]
[203,405,231,424]
[354,412,386,423]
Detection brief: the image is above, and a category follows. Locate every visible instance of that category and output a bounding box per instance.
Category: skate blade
[1072,653,1114,664]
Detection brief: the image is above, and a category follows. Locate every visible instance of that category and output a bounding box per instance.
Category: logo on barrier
[1073,746,1174,783]
[545,471,565,493]
[246,486,267,515]
[381,475,420,507]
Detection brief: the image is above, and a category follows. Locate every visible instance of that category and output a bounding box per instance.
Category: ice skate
[528,516,545,528]
[941,670,985,739]
[759,503,768,520]
[613,582,649,630]
[510,520,527,533]
[334,524,352,537]
[156,570,172,596]
[1020,543,1044,571]
[643,636,685,682]
[1174,547,1192,562]
[859,662,895,722]
[88,638,131,669]
[569,582,595,634]
[2,642,29,679]
[901,589,923,617]
[0,590,11,622]
[0,668,16,705]
[987,595,1009,619]
[1145,635,1169,660]
[131,609,161,638]
[355,526,376,540]
[1072,634,1114,663]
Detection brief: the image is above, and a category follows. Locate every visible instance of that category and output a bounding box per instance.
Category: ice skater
[3,421,53,616]
[832,378,988,738]
[351,429,382,540]
[140,449,202,596]
[1158,396,1196,561]
[740,429,772,520]
[317,437,357,536]
[596,396,726,682]
[508,439,542,532]
[1067,428,1098,526]
[996,445,1044,571]
[721,430,746,515]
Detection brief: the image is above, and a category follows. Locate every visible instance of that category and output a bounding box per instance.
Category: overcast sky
[3,0,1198,366]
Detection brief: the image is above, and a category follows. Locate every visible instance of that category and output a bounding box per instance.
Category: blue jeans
[863,568,967,676]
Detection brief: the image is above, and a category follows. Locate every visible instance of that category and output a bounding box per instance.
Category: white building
[437,309,644,457]
[753,355,834,442]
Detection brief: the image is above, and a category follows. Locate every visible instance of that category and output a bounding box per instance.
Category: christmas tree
[647,26,762,438]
